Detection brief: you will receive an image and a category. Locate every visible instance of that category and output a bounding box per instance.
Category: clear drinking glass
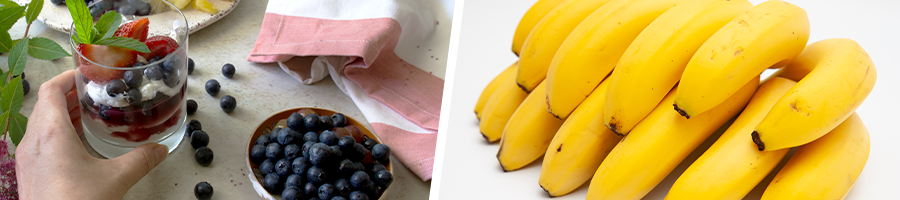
[70,1,189,158]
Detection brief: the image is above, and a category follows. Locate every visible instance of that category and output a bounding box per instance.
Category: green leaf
[0,71,7,88]
[28,37,69,60]
[0,5,26,32]
[95,37,149,53]
[0,0,17,10]
[65,0,92,44]
[0,77,23,116]
[7,112,26,145]
[7,38,28,77]
[24,0,42,25]
[95,11,121,40]
[0,31,11,53]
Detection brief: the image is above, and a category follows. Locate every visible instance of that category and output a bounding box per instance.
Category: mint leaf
[0,77,23,116]
[0,31,11,53]
[0,71,7,88]
[28,37,69,60]
[95,37,150,53]
[0,0,17,9]
[8,112,27,145]
[65,0,92,44]
[0,5,26,32]
[7,38,28,77]
[95,11,122,40]
[24,0,43,25]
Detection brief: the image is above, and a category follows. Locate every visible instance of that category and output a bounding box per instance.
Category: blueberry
[82,92,94,107]
[304,132,319,143]
[195,146,214,166]
[194,182,213,200]
[187,58,195,74]
[287,113,306,132]
[318,183,335,200]
[371,144,390,162]
[338,159,358,176]
[190,130,210,149]
[133,0,151,16]
[338,136,356,150]
[350,143,368,161]
[319,130,338,145]
[332,196,348,200]
[368,164,386,175]
[251,144,267,164]
[270,128,282,143]
[302,183,318,197]
[278,128,300,145]
[292,157,312,175]
[304,113,321,131]
[282,186,303,200]
[310,197,322,200]
[186,119,201,138]
[373,170,392,188]
[264,173,283,193]
[349,191,369,200]
[117,4,137,15]
[22,80,29,95]
[145,65,165,80]
[309,143,334,167]
[319,115,334,131]
[162,56,181,72]
[205,79,220,95]
[259,159,276,175]
[89,6,105,18]
[51,0,65,5]
[362,138,378,150]
[141,101,154,116]
[275,158,292,177]
[164,72,180,87]
[222,63,235,78]
[307,166,327,184]
[123,70,143,89]
[329,146,343,158]
[220,95,236,113]
[125,88,141,105]
[98,105,111,120]
[256,134,271,145]
[186,99,198,115]
[106,79,126,97]
[266,143,283,160]
[301,141,316,158]
[149,56,163,64]
[284,144,301,160]
[350,171,370,190]
[332,113,347,127]
[334,179,352,196]
[363,181,377,197]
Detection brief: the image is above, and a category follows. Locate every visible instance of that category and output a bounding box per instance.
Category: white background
[433,0,900,199]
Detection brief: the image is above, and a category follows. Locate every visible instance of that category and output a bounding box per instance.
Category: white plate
[14,0,240,34]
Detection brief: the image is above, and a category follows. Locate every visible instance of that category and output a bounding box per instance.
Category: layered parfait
[75,17,188,143]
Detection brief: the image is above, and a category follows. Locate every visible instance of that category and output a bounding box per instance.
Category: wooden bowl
[246,108,393,200]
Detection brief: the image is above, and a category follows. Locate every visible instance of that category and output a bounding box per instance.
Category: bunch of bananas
[474,0,876,199]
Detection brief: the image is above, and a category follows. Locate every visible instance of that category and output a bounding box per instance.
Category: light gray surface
[4,1,431,199]
[436,0,900,199]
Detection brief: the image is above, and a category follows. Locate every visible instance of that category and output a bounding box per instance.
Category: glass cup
[69,1,189,158]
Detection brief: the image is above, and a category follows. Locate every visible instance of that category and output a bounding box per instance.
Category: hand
[15,70,169,199]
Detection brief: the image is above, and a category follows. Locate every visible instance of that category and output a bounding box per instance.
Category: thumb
[112,143,169,186]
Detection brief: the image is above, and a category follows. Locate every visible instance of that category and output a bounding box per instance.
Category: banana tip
[607,123,623,136]
[673,103,690,119]
[539,184,556,197]
[517,83,531,93]
[751,131,765,151]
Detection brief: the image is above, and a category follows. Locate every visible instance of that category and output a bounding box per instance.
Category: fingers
[112,143,169,187]
[23,70,81,150]
[34,70,77,119]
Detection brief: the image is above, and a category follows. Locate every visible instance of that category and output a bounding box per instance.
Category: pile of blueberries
[51,0,154,18]
[251,111,393,200]
[186,119,214,166]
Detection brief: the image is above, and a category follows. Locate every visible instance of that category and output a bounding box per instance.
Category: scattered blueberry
[220,95,236,113]
[145,65,165,80]
[319,130,338,145]
[371,144,391,162]
[275,158,292,177]
[190,130,210,149]
[188,58,195,74]
[259,159,276,175]
[282,186,302,200]
[349,191,369,200]
[284,144,301,160]
[334,178,352,196]
[304,132,319,143]
[222,63,235,78]
[304,113,321,131]
[250,144,266,164]
[319,115,334,130]
[266,143,283,160]
[195,146,214,166]
[205,79,220,95]
[186,99,198,114]
[318,183,335,200]
[287,113,306,132]
[264,173,283,193]
[22,80,29,95]
[186,119,202,138]
[338,136,355,150]
[292,157,311,175]
[194,182,214,200]
[373,170,392,188]
[350,171,370,190]
[106,79,126,96]
[331,113,347,127]
[123,70,143,89]
[307,166,327,184]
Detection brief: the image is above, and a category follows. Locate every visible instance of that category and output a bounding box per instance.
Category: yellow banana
[666,77,796,200]
[767,41,832,82]
[752,39,877,151]
[511,0,567,56]
[586,76,758,200]
[674,0,809,118]
[480,67,528,142]
[545,0,687,119]
[761,113,870,199]
[516,0,614,93]
[475,62,518,120]
[539,80,622,197]
[497,80,564,171]
[604,0,752,135]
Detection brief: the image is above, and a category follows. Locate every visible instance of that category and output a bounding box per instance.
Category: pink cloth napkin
[247,0,446,181]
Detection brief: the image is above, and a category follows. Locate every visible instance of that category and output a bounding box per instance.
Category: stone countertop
[3,1,431,199]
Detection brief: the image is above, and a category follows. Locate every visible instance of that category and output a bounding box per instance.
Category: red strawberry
[114,18,150,42]
[77,44,138,83]
[138,36,180,59]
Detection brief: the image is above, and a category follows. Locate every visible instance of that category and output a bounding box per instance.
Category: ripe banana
[674,0,809,118]
[603,0,752,135]
[475,62,518,120]
[496,80,564,171]
[586,76,758,200]
[516,0,614,93]
[545,0,686,120]
[752,39,876,151]
[761,113,870,199]
[539,80,622,197]
[480,67,528,142]
[511,0,567,56]
[666,77,796,200]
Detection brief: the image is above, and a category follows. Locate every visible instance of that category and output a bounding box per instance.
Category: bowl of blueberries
[247,108,394,200]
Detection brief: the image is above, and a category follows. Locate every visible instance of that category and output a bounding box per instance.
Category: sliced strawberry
[114,18,150,42]
[138,36,180,59]
[77,44,138,83]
